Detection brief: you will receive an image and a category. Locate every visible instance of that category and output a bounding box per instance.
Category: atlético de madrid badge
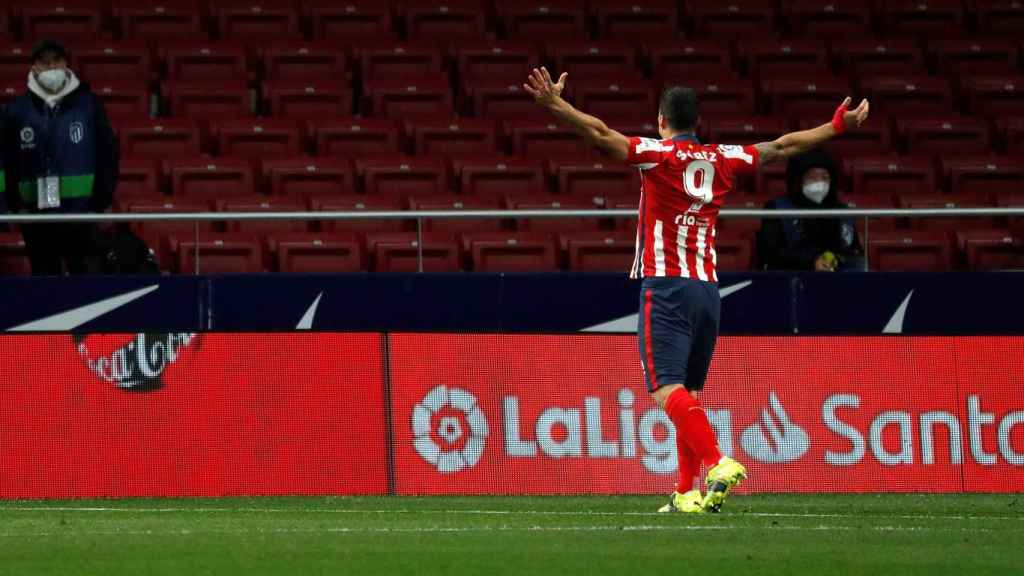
[70,121,83,144]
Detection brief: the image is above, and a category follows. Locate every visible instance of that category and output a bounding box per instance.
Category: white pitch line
[1,507,1022,523]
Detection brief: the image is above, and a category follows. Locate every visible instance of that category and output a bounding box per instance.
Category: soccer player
[524,67,869,513]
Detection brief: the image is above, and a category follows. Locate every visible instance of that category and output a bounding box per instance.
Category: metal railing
[2,207,1021,273]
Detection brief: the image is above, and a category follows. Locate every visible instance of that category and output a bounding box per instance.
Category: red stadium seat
[676,76,757,117]
[975,0,1024,35]
[898,193,995,232]
[405,2,488,41]
[410,118,499,157]
[714,229,755,272]
[367,232,461,272]
[452,41,541,82]
[957,230,1024,271]
[218,195,309,234]
[691,0,778,39]
[214,0,302,41]
[0,9,11,41]
[866,231,953,272]
[610,119,660,140]
[213,118,304,159]
[606,193,638,231]
[797,118,894,157]
[0,79,21,107]
[573,77,656,119]
[164,80,252,119]
[261,42,349,82]
[647,41,732,81]
[548,41,638,79]
[754,161,788,199]
[119,0,208,41]
[313,118,402,157]
[72,41,153,83]
[455,157,546,197]
[362,77,454,119]
[169,156,257,198]
[842,193,900,234]
[358,42,444,82]
[508,195,601,233]
[745,40,830,81]
[507,120,587,158]
[933,39,1019,79]
[118,117,204,159]
[0,44,30,80]
[847,156,936,197]
[944,157,1024,198]
[764,77,852,118]
[465,80,545,120]
[786,0,872,39]
[964,77,1024,117]
[1001,117,1024,153]
[161,42,249,83]
[268,232,365,273]
[263,157,355,197]
[91,81,151,120]
[117,157,165,196]
[307,0,395,41]
[313,194,406,234]
[594,0,680,41]
[864,76,954,117]
[552,158,638,198]
[123,199,213,266]
[463,232,560,272]
[21,0,103,41]
[357,156,450,197]
[880,0,965,38]
[837,40,926,79]
[709,118,790,149]
[408,195,504,233]
[0,233,31,276]
[170,233,264,274]
[498,1,588,41]
[901,119,991,157]
[563,231,635,272]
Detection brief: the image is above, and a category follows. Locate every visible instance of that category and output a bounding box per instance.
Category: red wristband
[832,103,849,135]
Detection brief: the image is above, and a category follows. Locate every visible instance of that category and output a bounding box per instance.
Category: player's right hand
[524,67,568,107]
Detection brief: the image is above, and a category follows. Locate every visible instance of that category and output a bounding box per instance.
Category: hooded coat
[756,149,863,270]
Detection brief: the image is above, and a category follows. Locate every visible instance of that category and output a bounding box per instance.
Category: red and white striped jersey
[626,135,759,282]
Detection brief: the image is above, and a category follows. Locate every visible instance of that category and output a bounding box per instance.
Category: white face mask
[36,69,68,93]
[802,181,829,204]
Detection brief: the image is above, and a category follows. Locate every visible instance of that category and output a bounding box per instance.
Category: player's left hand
[524,67,567,107]
[840,97,870,129]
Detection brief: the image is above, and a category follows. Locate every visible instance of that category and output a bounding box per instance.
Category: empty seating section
[0,0,1018,273]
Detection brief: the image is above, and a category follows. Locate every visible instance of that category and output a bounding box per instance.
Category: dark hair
[658,86,699,132]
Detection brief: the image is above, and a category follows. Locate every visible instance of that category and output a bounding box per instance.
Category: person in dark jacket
[756,149,864,271]
[3,39,119,275]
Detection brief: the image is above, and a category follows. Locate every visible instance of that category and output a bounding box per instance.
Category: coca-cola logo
[73,333,198,392]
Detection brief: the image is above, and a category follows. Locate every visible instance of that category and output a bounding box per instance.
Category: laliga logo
[740,392,810,463]
[412,385,488,473]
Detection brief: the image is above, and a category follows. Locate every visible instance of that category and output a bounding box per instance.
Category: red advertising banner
[0,333,388,498]
[389,334,1024,495]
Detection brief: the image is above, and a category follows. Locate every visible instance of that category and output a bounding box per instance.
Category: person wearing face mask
[2,39,119,275]
[756,149,865,271]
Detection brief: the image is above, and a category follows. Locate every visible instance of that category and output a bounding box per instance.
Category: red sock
[675,433,699,493]
[664,387,722,468]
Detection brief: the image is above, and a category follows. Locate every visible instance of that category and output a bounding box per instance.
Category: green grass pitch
[0,494,1021,575]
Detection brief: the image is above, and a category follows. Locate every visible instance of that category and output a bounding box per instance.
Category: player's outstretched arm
[523,67,631,161]
[754,98,870,165]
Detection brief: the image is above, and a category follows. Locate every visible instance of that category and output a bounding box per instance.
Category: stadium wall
[1,332,1021,498]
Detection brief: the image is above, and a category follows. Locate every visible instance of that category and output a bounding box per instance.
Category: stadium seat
[367,232,461,272]
[507,120,587,158]
[118,0,208,41]
[0,44,29,80]
[995,192,1024,229]
[161,42,249,83]
[217,196,309,234]
[362,78,454,118]
[797,119,894,157]
[268,232,365,273]
[465,80,546,120]
[1001,118,1024,154]
[563,231,635,272]
[901,119,991,157]
[164,80,252,119]
[410,119,500,157]
[261,42,349,82]
[944,157,1024,198]
[754,162,788,199]
[463,232,560,272]
[213,0,302,41]
[721,194,770,236]
[842,193,901,234]
[455,157,546,197]
[91,81,151,120]
[847,156,937,197]
[307,0,395,41]
[786,0,872,39]
[21,0,104,41]
[169,157,257,198]
[745,40,831,81]
[933,39,1019,79]
[548,41,639,79]
[453,41,540,82]
[974,0,1024,35]
[863,76,954,117]
[573,77,656,119]
[690,0,778,39]
[508,195,601,233]
[957,230,1024,271]
[213,118,304,159]
[117,157,166,197]
[263,157,355,197]
[498,1,588,41]
[709,118,791,149]
[552,159,638,198]
[765,77,852,118]
[866,231,953,272]
[118,118,204,159]
[714,229,755,272]
[964,77,1024,117]
[609,119,659,141]
[898,193,995,232]
[405,2,488,41]
[357,42,445,82]
[313,118,402,157]
[647,41,733,81]
[408,195,504,233]
[676,76,757,117]
[313,194,406,234]
[123,199,214,267]
[837,40,926,79]
[357,156,450,197]
[0,9,10,41]
[170,233,264,274]
[0,233,30,276]
[0,79,21,107]
[880,0,965,38]
[595,0,680,41]
[72,41,153,83]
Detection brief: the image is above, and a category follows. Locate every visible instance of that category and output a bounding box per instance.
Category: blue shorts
[637,276,721,393]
